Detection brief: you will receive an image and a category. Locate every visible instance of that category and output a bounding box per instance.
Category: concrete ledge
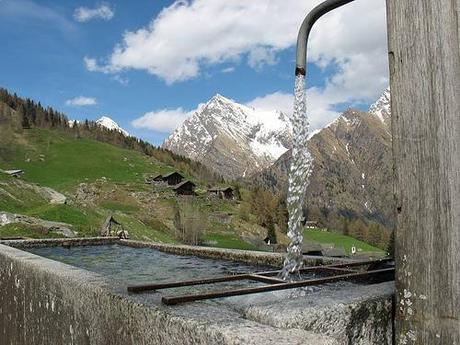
[2,237,355,268]
[0,239,394,344]
[0,243,340,345]
[121,239,355,268]
[1,236,120,248]
[236,282,394,344]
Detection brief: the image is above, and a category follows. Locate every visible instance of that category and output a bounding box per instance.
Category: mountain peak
[96,116,129,137]
[206,93,235,107]
[163,94,292,178]
[369,87,391,125]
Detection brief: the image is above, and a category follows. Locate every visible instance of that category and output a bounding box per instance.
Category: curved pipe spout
[295,0,356,76]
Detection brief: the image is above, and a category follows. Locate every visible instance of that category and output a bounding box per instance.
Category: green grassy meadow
[203,233,259,251]
[303,228,385,254]
[6,129,168,190]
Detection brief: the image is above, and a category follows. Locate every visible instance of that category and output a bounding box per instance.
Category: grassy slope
[203,233,259,251]
[0,127,176,239]
[7,129,170,190]
[1,122,384,253]
[303,229,385,254]
[0,176,49,213]
[0,126,259,249]
[0,223,65,239]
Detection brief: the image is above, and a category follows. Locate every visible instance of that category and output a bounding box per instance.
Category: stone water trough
[0,237,394,344]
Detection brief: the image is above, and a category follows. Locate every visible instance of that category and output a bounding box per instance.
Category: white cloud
[66,96,97,106]
[93,0,388,133]
[246,92,293,115]
[221,67,235,74]
[85,0,388,99]
[74,4,114,23]
[112,75,129,85]
[84,56,115,73]
[131,108,194,133]
[245,89,341,132]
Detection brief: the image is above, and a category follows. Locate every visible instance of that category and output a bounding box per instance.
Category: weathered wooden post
[386,0,460,343]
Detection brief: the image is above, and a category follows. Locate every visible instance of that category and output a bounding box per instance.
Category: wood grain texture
[386,0,460,343]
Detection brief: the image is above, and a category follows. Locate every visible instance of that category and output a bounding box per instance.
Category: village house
[161,172,185,186]
[145,174,164,185]
[207,187,235,200]
[173,180,196,196]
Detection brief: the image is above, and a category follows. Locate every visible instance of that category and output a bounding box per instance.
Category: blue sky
[0,0,388,146]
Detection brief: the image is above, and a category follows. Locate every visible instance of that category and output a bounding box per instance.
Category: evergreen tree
[20,105,30,129]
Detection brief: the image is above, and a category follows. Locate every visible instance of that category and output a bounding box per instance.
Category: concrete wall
[3,237,353,268]
[0,240,394,344]
[0,243,343,345]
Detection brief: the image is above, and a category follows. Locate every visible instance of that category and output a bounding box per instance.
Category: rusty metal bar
[162,268,394,305]
[248,274,285,284]
[255,258,392,276]
[127,258,393,293]
[319,267,358,274]
[127,274,253,293]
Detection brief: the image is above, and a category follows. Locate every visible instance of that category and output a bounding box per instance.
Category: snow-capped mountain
[252,88,393,229]
[68,120,79,128]
[369,87,391,126]
[163,94,292,178]
[96,116,129,137]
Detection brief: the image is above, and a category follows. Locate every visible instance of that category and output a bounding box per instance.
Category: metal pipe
[295,0,356,76]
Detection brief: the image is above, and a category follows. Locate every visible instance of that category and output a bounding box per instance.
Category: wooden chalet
[152,174,163,181]
[145,174,164,184]
[173,180,196,196]
[207,186,235,200]
[162,172,184,186]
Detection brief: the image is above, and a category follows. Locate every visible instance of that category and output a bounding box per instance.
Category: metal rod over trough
[127,259,394,305]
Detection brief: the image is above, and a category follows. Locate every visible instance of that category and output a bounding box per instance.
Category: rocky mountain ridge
[253,88,393,227]
[163,94,292,178]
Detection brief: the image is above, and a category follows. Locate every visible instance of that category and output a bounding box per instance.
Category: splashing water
[281,74,313,280]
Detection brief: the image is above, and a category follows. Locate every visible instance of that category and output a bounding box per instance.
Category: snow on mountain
[369,87,391,125]
[251,88,394,230]
[163,94,292,178]
[96,116,129,136]
[68,120,80,128]
[164,88,391,179]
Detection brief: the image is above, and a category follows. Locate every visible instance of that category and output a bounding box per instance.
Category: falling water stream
[281,74,313,280]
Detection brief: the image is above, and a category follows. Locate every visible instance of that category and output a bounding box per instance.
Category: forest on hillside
[0,88,222,184]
